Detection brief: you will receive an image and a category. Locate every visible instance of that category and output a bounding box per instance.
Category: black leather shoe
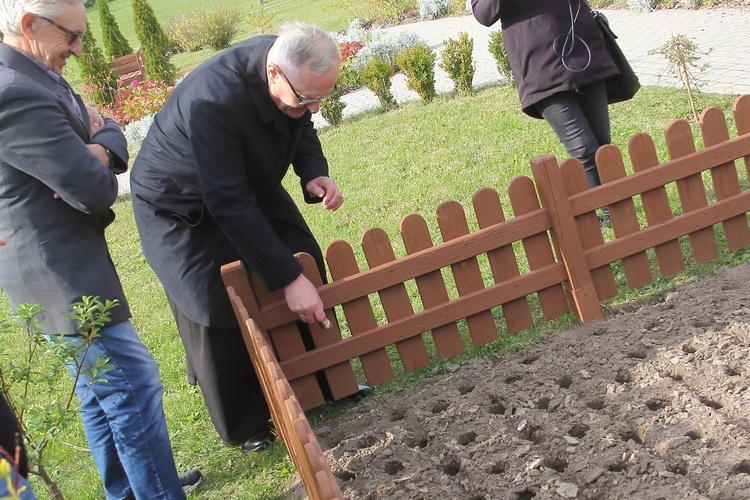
[241,427,276,453]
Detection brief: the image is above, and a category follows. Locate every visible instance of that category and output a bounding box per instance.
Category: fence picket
[597,145,653,288]
[400,213,466,358]
[508,176,570,320]
[250,273,325,408]
[361,227,431,373]
[472,188,534,333]
[700,107,750,251]
[436,201,500,346]
[628,133,686,277]
[559,158,618,300]
[736,96,750,183]
[325,240,395,386]
[665,119,719,263]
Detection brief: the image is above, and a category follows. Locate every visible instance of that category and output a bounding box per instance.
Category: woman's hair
[269,22,340,78]
[0,0,83,37]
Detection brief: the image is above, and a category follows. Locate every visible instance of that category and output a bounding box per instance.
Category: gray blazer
[0,44,131,335]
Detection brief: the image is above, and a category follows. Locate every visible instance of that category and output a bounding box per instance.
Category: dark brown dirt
[314,261,750,499]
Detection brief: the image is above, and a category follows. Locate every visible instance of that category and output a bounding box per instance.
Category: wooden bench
[108,49,146,87]
[222,94,750,496]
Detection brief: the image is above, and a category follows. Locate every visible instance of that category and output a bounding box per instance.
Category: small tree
[395,42,436,103]
[131,0,176,85]
[487,30,514,87]
[76,20,118,108]
[440,31,474,95]
[96,0,132,60]
[0,297,118,500]
[649,33,710,121]
[359,55,397,111]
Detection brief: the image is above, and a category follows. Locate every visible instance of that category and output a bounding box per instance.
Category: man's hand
[306,176,344,211]
[86,143,112,168]
[284,273,327,325]
[86,106,105,137]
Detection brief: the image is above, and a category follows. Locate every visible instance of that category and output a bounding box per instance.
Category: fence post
[530,154,603,323]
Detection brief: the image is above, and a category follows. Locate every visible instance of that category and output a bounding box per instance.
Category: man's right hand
[284,273,326,324]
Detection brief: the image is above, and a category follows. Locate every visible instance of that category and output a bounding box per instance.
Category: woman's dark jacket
[471,0,618,117]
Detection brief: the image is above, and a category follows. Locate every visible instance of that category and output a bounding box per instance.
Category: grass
[2,81,746,498]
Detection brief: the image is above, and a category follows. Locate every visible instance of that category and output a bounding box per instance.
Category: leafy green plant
[131,0,177,85]
[101,79,173,125]
[440,31,474,95]
[320,82,347,126]
[246,3,278,35]
[165,14,203,53]
[96,0,133,60]
[359,55,397,111]
[0,297,118,500]
[76,20,118,108]
[649,33,711,121]
[395,42,436,102]
[192,4,242,50]
[488,30,514,87]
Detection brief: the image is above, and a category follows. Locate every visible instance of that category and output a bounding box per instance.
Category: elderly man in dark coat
[130,23,364,453]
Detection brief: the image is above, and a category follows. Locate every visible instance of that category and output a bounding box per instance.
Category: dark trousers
[534,80,611,189]
[0,392,28,478]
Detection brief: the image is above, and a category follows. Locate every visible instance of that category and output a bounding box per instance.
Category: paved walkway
[117,7,750,192]
[310,7,750,128]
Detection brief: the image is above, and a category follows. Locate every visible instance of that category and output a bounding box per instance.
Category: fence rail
[222,94,750,499]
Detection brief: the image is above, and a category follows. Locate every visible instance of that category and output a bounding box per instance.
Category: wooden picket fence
[221,95,750,498]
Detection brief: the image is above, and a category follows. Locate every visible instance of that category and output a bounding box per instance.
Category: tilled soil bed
[314,261,750,499]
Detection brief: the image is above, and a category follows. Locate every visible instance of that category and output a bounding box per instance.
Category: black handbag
[591,10,641,103]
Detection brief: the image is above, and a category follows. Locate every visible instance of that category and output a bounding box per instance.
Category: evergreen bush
[320,80,347,127]
[359,55,397,111]
[440,31,474,94]
[76,20,118,108]
[96,0,132,60]
[395,42,436,102]
[131,0,177,85]
[487,30,514,87]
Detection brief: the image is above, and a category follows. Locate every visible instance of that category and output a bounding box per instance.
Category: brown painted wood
[297,252,359,401]
[325,239,395,386]
[249,271,325,409]
[508,174,571,320]
[665,119,719,263]
[700,106,750,251]
[628,133,686,277]
[279,263,569,381]
[436,200,499,346]
[735,95,750,183]
[361,227,431,373]
[597,145,653,289]
[559,158,618,300]
[472,188,534,334]
[400,213,466,358]
[259,209,552,330]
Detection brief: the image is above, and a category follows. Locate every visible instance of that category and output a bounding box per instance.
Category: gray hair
[269,22,340,78]
[0,0,83,37]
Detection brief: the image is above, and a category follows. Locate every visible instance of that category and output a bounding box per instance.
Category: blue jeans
[534,81,611,189]
[56,320,185,500]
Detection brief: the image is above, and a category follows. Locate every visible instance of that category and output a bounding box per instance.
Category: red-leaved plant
[100,80,173,126]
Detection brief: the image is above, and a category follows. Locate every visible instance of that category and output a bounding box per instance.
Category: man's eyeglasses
[278,69,336,106]
[38,16,84,45]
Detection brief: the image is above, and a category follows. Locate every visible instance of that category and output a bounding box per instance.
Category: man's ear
[267,62,280,81]
[19,12,38,40]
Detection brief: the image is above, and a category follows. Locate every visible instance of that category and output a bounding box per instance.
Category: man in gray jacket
[0,0,198,497]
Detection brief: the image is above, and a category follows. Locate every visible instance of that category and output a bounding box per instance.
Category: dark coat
[130,36,329,328]
[471,0,619,117]
[0,44,130,335]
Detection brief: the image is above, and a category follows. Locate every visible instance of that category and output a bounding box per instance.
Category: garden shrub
[246,4,278,35]
[97,0,133,60]
[359,55,397,111]
[395,42,436,102]
[487,30,514,87]
[320,80,347,127]
[101,80,173,125]
[440,31,474,94]
[132,0,177,85]
[338,41,364,92]
[351,29,423,72]
[418,0,452,20]
[77,20,118,108]
[192,5,242,50]
[165,14,202,53]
